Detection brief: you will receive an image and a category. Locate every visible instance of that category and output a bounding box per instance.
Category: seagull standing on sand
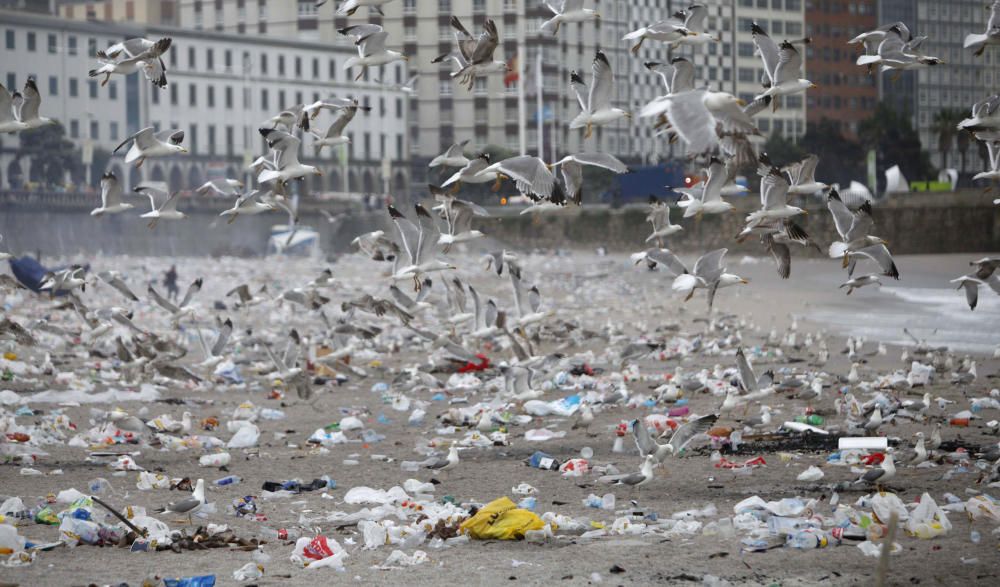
[156,478,206,524]
[599,454,656,488]
[853,453,895,490]
[425,443,460,474]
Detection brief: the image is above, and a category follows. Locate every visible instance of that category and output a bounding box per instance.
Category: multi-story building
[0,9,408,193]
[57,0,178,25]
[804,0,877,139]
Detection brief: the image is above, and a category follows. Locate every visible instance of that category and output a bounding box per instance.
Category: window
[738,42,753,57]
[89,80,98,98]
[226,126,234,156]
[396,98,402,117]
[295,57,302,77]
[68,36,77,55]
[27,32,35,51]
[473,0,485,12]
[312,58,319,77]
[206,48,214,70]
[403,0,416,13]
[5,30,13,50]
[108,81,117,100]
[503,0,515,9]
[90,120,99,139]
[225,86,233,109]
[363,132,371,159]
[329,59,337,79]
[69,78,78,97]
[186,85,196,107]
[69,119,79,138]
[110,122,119,141]
[152,87,159,104]
[170,84,178,105]
[261,53,268,74]
[278,55,285,76]
[207,125,216,154]
[379,97,386,116]
[225,49,232,69]
[404,23,416,41]
[473,77,487,95]
[243,87,250,108]
[48,33,56,54]
[786,0,800,9]
[278,90,286,107]
[261,88,269,110]
[189,125,198,152]
[207,86,215,107]
[396,135,403,159]
[787,22,802,36]
[88,37,97,55]
[438,0,450,12]
[48,76,58,96]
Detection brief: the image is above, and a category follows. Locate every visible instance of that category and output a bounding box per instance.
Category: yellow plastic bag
[460,497,545,540]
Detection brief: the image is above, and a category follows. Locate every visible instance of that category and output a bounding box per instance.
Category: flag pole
[517,4,527,156]
[536,51,543,158]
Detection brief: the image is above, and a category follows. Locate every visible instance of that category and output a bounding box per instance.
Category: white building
[0,9,409,194]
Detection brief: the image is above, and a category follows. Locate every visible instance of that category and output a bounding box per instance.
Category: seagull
[826,189,896,279]
[840,274,881,295]
[257,128,322,185]
[89,37,171,88]
[262,103,310,132]
[630,247,689,276]
[308,111,356,153]
[952,275,986,310]
[675,157,733,218]
[735,347,773,394]
[425,443,460,474]
[569,51,631,139]
[135,183,185,228]
[114,127,186,168]
[333,0,396,17]
[90,172,134,216]
[195,318,233,370]
[442,153,499,190]
[644,88,757,157]
[645,200,683,246]
[433,17,505,91]
[551,152,629,204]
[156,478,206,524]
[226,284,269,308]
[622,18,692,55]
[0,83,28,133]
[97,270,139,302]
[784,154,828,195]
[964,1,1000,56]
[443,277,475,326]
[853,453,895,490]
[40,266,86,294]
[856,25,942,74]
[432,186,489,250]
[632,413,718,463]
[389,280,433,316]
[958,94,1000,132]
[339,24,408,81]
[467,286,500,339]
[671,3,719,47]
[599,454,655,488]
[195,178,244,197]
[972,139,1000,182]
[540,0,600,36]
[671,248,748,312]
[909,432,928,466]
[388,204,456,289]
[750,22,815,104]
[351,230,399,262]
[11,79,55,129]
[744,161,806,228]
[429,140,470,169]
[219,189,277,224]
[148,278,202,323]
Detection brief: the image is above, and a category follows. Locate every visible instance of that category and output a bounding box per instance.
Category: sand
[1,249,999,586]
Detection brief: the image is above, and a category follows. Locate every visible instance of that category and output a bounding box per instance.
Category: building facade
[0,9,408,194]
[57,0,178,25]
[804,0,877,139]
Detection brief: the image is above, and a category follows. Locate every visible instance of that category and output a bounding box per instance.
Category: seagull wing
[664,89,717,154]
[631,419,659,457]
[666,413,718,454]
[693,248,727,282]
[646,248,689,276]
[751,22,780,83]
[569,71,588,112]
[826,189,855,239]
[471,19,500,64]
[856,244,899,279]
[388,205,420,266]
[210,318,232,357]
[17,79,42,122]
[179,278,202,308]
[491,156,554,198]
[587,51,614,111]
[148,285,179,314]
[773,41,803,84]
[735,347,758,393]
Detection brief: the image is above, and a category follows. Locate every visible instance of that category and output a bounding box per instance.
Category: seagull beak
[736,98,747,106]
[403,55,411,62]
[740,278,750,285]
[180,147,189,153]
[316,169,324,176]
[595,12,602,19]
[624,112,633,120]
[809,83,818,89]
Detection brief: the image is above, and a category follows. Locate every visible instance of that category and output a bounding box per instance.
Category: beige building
[57,0,177,25]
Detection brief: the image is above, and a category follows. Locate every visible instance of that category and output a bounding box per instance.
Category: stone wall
[2,190,998,259]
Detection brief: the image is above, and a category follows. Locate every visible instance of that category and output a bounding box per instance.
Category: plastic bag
[0,525,26,555]
[382,549,428,567]
[227,424,260,448]
[796,466,825,481]
[460,497,545,540]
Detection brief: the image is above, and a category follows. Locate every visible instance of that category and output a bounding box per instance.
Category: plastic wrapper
[460,497,545,540]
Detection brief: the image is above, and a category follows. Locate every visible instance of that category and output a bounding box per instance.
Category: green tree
[858,103,934,185]
[15,123,82,188]
[956,128,971,174]
[930,108,964,171]
[761,131,806,167]
[799,118,865,187]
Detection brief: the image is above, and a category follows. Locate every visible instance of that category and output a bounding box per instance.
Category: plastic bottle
[794,415,825,426]
[970,530,981,544]
[602,493,616,511]
[214,475,242,487]
[786,530,828,549]
[518,497,537,511]
[260,527,301,541]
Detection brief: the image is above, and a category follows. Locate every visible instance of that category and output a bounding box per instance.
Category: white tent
[884,165,909,194]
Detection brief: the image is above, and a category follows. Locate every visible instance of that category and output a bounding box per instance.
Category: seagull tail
[258,169,282,184]
[568,112,589,130]
[964,33,988,52]
[672,273,697,294]
[540,17,560,36]
[856,55,881,66]
[828,241,849,259]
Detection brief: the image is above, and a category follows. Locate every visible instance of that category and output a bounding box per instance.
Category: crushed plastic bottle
[163,576,216,587]
[260,527,301,541]
[786,530,829,549]
[214,475,242,487]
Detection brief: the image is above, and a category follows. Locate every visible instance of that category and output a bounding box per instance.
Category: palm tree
[931,109,956,171]
[956,128,971,174]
